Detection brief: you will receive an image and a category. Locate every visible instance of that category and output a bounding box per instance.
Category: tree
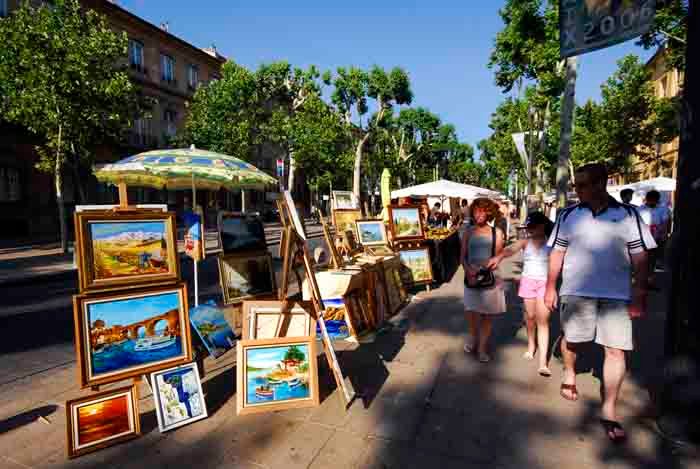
[0,0,139,252]
[637,0,689,71]
[324,66,413,199]
[284,345,306,370]
[447,144,481,185]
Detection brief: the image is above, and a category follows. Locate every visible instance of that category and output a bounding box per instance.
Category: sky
[247,345,309,370]
[117,0,654,151]
[90,221,165,239]
[87,290,180,327]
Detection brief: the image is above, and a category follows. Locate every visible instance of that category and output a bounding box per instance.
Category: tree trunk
[352,133,370,199]
[72,161,87,204]
[556,56,578,210]
[55,124,68,254]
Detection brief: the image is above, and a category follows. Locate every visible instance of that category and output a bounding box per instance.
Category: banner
[560,0,655,58]
[511,132,543,171]
[183,210,203,261]
[276,159,284,177]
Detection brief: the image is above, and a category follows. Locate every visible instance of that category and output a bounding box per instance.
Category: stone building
[0,0,227,239]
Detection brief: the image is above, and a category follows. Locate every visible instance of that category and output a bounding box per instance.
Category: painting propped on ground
[151,362,208,432]
[189,303,236,359]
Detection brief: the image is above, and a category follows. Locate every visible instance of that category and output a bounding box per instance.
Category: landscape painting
[237,338,319,415]
[151,363,208,432]
[390,207,424,240]
[333,209,362,236]
[219,213,267,254]
[76,211,179,291]
[399,248,433,285]
[67,385,139,458]
[356,220,387,246]
[189,304,236,359]
[75,285,191,387]
[332,191,357,210]
[318,298,350,341]
[219,254,276,304]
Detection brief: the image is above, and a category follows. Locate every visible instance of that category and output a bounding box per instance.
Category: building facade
[0,0,226,239]
[611,48,682,186]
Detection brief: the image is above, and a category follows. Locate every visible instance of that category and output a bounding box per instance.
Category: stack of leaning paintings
[68,208,212,458]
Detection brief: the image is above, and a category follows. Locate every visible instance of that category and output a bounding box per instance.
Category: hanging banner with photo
[183,210,204,261]
[560,0,655,58]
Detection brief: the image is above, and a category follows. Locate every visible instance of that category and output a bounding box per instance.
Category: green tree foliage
[0,0,139,252]
[637,0,688,71]
[284,345,306,363]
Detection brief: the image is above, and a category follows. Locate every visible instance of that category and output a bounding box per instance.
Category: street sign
[276,159,284,177]
[560,0,655,58]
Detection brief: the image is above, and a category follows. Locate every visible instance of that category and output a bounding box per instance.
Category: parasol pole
[118,182,128,207]
[191,172,199,307]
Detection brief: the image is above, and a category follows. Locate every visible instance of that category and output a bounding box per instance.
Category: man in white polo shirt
[545,163,655,444]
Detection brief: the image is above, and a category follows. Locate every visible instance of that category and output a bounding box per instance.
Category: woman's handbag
[464,227,496,289]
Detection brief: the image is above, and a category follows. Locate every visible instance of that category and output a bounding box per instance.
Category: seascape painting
[318,298,350,341]
[219,214,267,254]
[219,255,275,304]
[67,386,139,458]
[356,221,386,246]
[151,363,208,432]
[81,288,188,384]
[391,207,423,239]
[243,342,314,408]
[89,220,170,279]
[399,249,433,284]
[189,304,236,358]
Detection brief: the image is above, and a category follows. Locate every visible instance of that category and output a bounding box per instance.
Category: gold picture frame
[73,283,192,388]
[388,205,425,242]
[398,247,434,286]
[74,210,180,293]
[66,384,140,458]
[332,209,363,238]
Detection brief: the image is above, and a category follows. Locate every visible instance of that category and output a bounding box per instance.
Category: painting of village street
[245,343,311,406]
[153,364,207,432]
[399,249,432,283]
[89,220,170,280]
[85,291,185,379]
[391,208,422,238]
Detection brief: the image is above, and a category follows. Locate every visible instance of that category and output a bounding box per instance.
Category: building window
[161,54,175,83]
[187,64,199,90]
[128,39,144,72]
[164,109,177,137]
[0,0,7,18]
[133,116,152,145]
[0,167,21,202]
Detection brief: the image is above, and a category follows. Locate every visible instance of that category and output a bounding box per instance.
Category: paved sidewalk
[1,257,698,468]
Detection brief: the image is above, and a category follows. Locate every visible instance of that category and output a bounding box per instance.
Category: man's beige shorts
[560,296,633,351]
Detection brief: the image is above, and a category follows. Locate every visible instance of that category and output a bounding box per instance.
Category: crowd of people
[459,162,668,444]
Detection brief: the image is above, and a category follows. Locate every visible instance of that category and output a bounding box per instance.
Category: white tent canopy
[609,176,676,207]
[391,179,503,201]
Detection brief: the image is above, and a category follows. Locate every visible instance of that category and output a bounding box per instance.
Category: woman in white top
[488,211,554,376]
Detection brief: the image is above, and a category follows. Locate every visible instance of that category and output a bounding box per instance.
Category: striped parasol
[95,146,277,191]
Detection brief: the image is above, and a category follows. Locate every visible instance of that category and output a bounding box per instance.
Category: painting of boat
[255,386,274,399]
[244,344,311,405]
[134,335,177,352]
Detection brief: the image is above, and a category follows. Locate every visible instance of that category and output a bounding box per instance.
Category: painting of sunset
[76,395,131,446]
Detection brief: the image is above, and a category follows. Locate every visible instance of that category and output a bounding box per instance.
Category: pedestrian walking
[620,188,635,206]
[638,190,672,284]
[544,163,656,444]
[488,211,554,376]
[461,198,506,363]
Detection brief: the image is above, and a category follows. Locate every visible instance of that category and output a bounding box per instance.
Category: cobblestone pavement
[1,255,698,468]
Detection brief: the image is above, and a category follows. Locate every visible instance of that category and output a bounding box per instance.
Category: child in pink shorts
[489,212,554,376]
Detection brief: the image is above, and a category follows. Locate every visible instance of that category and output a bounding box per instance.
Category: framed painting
[332,209,362,237]
[388,206,424,242]
[218,212,267,255]
[355,220,388,247]
[218,252,277,305]
[317,298,351,341]
[398,248,434,286]
[73,283,192,388]
[66,385,140,458]
[236,337,320,415]
[243,301,314,340]
[321,221,343,269]
[150,362,208,433]
[189,303,236,359]
[74,211,179,293]
[343,291,372,339]
[332,191,358,210]
[283,191,307,240]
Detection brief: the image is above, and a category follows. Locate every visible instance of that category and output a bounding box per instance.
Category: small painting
[73,284,192,387]
[218,212,267,254]
[355,220,387,247]
[237,337,320,415]
[399,248,433,286]
[332,191,358,210]
[66,385,140,458]
[218,253,277,305]
[75,211,179,292]
[243,301,314,340]
[283,191,307,240]
[389,206,424,241]
[151,362,208,432]
[333,209,362,237]
[189,304,236,359]
[317,298,351,341]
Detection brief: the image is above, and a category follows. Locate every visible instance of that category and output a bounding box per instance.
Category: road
[0,222,328,364]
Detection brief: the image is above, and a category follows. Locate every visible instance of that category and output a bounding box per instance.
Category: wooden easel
[278,195,357,409]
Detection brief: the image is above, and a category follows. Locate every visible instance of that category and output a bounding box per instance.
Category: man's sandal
[538,366,552,377]
[560,383,579,401]
[600,419,627,444]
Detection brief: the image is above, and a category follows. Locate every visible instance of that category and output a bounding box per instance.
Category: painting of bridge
[79,288,190,383]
